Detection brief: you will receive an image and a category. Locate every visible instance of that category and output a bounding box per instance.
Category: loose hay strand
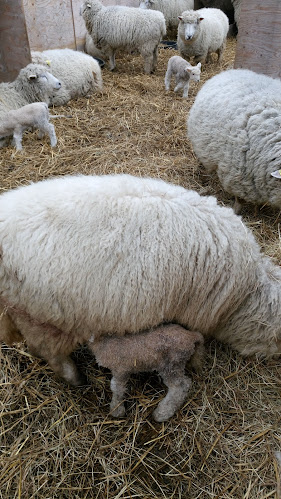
[1,38,281,498]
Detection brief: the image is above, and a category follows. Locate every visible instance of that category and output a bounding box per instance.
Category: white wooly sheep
[165,55,201,98]
[80,0,166,74]
[177,8,229,63]
[90,324,204,422]
[0,64,61,119]
[187,68,281,210]
[139,0,194,33]
[1,174,281,391]
[31,49,103,106]
[0,102,57,151]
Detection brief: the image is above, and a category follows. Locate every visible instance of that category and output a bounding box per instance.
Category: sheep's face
[28,71,61,91]
[139,0,154,9]
[178,15,204,42]
[185,63,201,82]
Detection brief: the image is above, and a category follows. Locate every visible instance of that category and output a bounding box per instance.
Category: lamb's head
[139,0,154,9]
[186,62,201,82]
[17,64,61,105]
[178,11,204,42]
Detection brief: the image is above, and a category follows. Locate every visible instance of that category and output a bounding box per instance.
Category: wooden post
[234,0,281,79]
[0,0,31,82]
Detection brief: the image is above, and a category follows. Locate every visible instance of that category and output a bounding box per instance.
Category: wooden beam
[0,0,31,82]
[234,0,281,79]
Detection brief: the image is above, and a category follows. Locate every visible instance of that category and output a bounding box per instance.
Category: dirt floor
[1,38,281,498]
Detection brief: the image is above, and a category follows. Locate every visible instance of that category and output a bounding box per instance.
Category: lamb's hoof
[152,405,174,422]
[110,403,125,418]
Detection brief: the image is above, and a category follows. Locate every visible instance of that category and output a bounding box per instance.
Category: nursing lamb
[1,174,281,393]
[80,0,166,73]
[91,324,204,422]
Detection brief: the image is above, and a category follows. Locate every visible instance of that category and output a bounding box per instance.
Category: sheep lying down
[0,102,57,151]
[90,324,204,422]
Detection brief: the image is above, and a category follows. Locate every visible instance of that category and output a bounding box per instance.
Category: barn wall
[23,0,140,52]
[234,0,281,79]
[0,0,31,82]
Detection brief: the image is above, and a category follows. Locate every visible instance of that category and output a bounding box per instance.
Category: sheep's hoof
[110,403,125,418]
[153,405,174,423]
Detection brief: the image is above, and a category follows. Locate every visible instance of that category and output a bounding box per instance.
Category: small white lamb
[90,323,204,422]
[0,102,57,151]
[165,55,201,98]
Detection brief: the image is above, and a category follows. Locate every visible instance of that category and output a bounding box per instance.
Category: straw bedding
[1,38,281,498]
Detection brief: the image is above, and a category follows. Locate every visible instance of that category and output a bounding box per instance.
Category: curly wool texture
[187,68,281,208]
[177,8,229,63]
[139,0,194,31]
[0,174,281,364]
[31,49,102,106]
[0,64,61,119]
[81,0,166,73]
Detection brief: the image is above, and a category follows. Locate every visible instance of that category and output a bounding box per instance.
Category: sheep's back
[0,174,261,342]
[187,69,281,206]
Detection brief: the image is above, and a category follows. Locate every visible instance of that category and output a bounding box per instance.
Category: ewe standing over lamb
[165,55,201,98]
[139,0,194,35]
[91,324,204,421]
[1,174,281,393]
[0,102,57,151]
[187,68,281,211]
[177,8,229,63]
[31,49,102,106]
[80,0,166,73]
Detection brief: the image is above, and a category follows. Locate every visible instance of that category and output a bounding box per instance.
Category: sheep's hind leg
[109,373,128,417]
[45,123,57,147]
[12,126,24,151]
[164,70,171,91]
[153,368,192,422]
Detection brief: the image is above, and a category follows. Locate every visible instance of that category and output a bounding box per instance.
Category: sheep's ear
[178,16,183,21]
[185,67,192,73]
[271,170,281,179]
[197,62,201,69]
[199,17,204,22]
[28,74,37,80]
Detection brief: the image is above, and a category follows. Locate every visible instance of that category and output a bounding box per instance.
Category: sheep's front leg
[108,49,116,71]
[153,369,192,422]
[109,373,128,417]
[174,81,184,93]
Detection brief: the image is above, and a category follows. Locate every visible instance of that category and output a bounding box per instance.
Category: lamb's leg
[109,373,128,417]
[12,126,24,151]
[174,81,184,93]
[153,368,192,422]
[182,82,190,99]
[45,123,57,147]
